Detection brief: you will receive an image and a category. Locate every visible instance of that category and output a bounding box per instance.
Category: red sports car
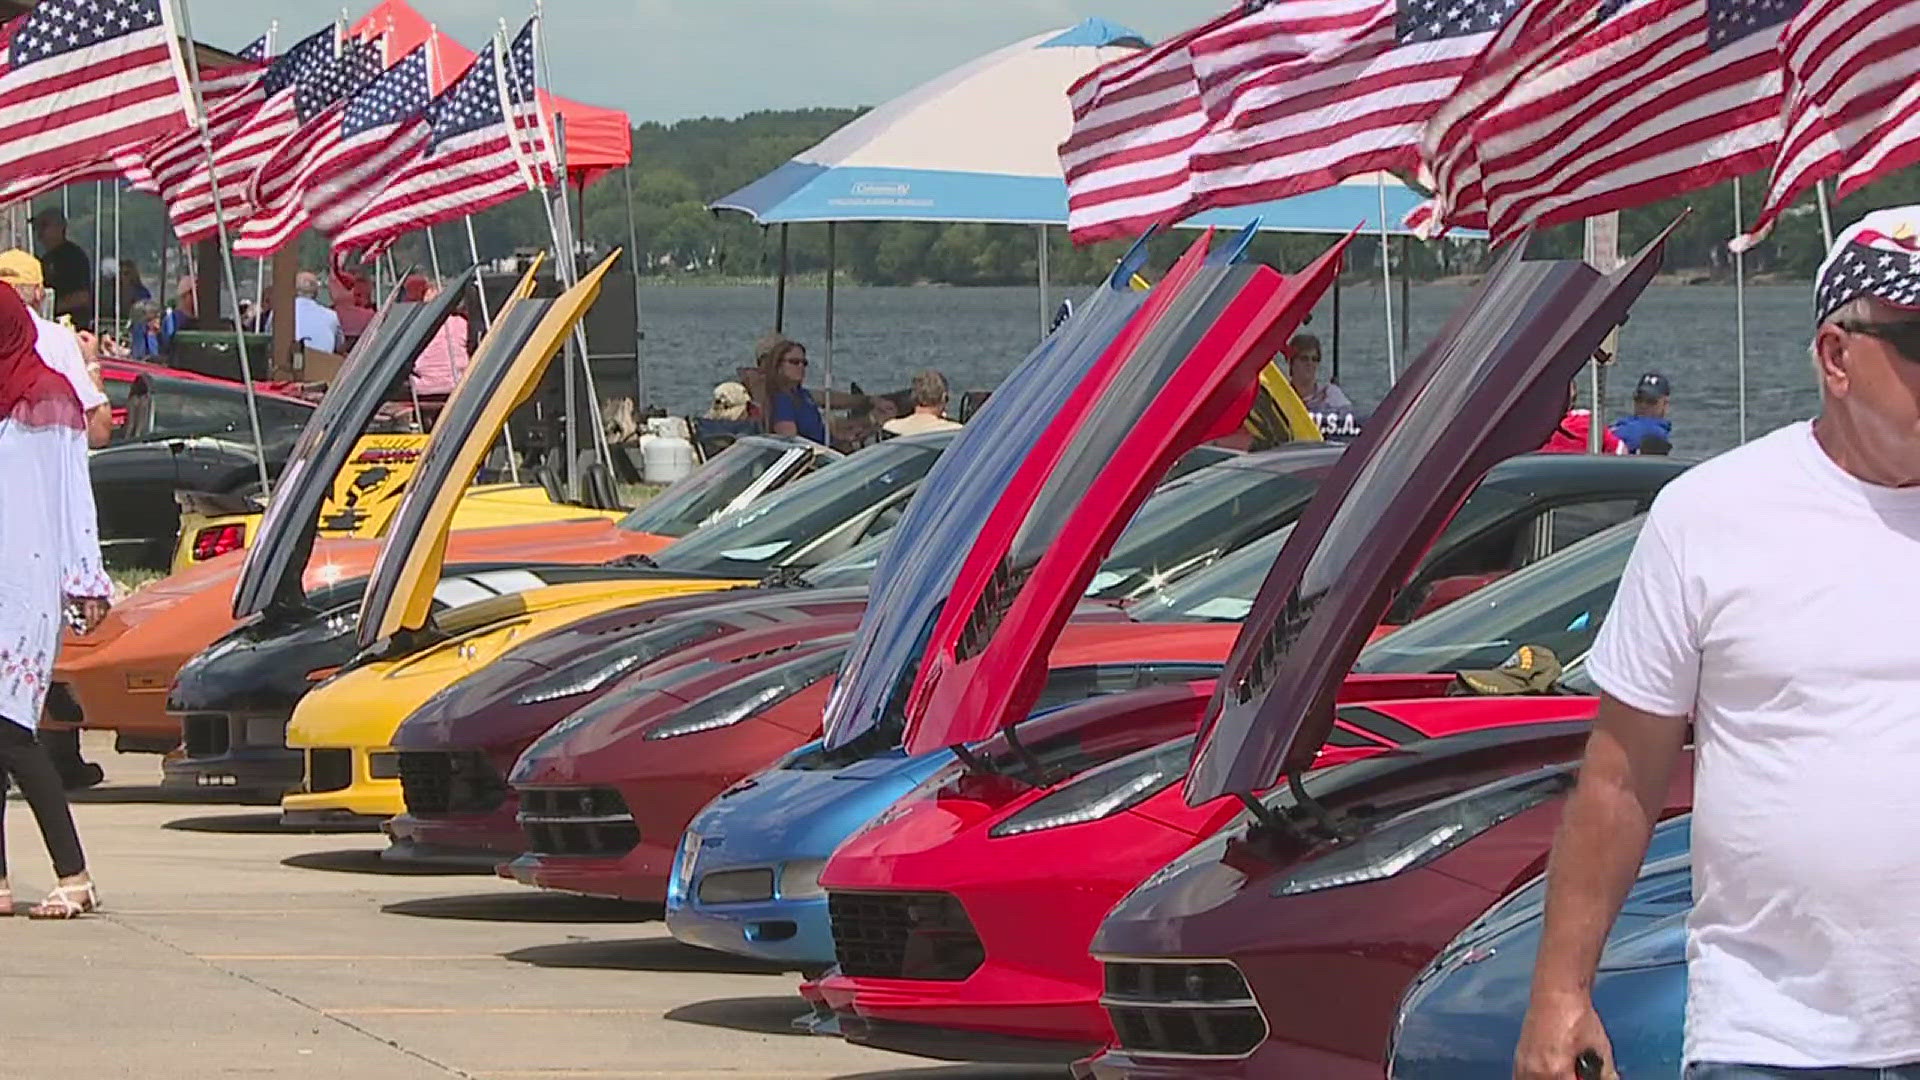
[1081,232,1691,1077]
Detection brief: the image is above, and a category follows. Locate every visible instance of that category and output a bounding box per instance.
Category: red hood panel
[903,236,1352,756]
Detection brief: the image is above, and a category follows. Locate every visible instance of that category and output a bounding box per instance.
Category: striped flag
[297,46,434,237]
[1732,0,1920,249]
[1061,0,1526,243]
[333,21,551,256]
[1059,9,1242,245]
[231,36,387,257]
[155,27,335,244]
[0,0,193,189]
[1464,0,1802,243]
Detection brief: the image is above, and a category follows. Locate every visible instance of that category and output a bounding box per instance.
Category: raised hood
[1184,227,1674,806]
[232,264,491,619]
[356,252,621,650]
[899,233,1351,755]
[817,236,1163,752]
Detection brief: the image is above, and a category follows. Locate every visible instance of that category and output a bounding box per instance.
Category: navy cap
[1634,372,1670,400]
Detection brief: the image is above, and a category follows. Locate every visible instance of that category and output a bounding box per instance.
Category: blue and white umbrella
[711,18,1435,235]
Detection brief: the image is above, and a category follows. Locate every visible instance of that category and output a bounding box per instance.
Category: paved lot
[1,736,1063,1080]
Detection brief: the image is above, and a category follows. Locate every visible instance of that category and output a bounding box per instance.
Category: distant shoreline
[635,271,1806,289]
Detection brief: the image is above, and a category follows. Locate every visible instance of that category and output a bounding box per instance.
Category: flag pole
[166,0,272,500]
[1376,174,1397,383]
[424,222,443,281]
[91,181,102,330]
[1733,177,1748,445]
[111,179,120,332]
[463,215,519,483]
[1814,177,1835,249]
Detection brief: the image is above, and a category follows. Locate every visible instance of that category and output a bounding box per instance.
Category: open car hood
[232,264,488,618]
[1184,226,1675,806]
[356,252,620,650]
[818,236,1162,752]
[898,232,1350,755]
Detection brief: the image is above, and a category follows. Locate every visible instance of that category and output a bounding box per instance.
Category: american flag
[231,36,387,257]
[1462,0,1802,243]
[333,22,551,256]
[1059,8,1243,245]
[156,27,334,244]
[0,0,193,189]
[1062,0,1523,243]
[1732,0,1920,249]
[299,46,434,237]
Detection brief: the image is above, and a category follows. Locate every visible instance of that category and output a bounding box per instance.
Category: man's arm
[1512,695,1687,1080]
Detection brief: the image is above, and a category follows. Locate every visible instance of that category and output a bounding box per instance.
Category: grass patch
[109,567,167,598]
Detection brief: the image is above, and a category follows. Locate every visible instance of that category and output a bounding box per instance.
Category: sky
[180,0,1224,123]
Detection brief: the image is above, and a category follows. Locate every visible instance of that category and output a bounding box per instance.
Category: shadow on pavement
[383,892,659,923]
[68,785,209,805]
[282,849,481,876]
[665,995,812,1037]
[504,936,790,975]
[164,812,369,834]
[833,1060,1075,1068]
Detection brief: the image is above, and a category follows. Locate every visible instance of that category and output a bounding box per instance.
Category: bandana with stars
[1816,206,1920,325]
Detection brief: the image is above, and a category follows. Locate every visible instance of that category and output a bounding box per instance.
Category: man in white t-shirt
[1515,207,1920,1080]
[0,248,109,446]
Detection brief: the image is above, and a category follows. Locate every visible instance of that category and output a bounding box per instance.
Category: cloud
[177,0,1219,121]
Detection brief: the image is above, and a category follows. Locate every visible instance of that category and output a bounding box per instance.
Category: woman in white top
[0,283,107,918]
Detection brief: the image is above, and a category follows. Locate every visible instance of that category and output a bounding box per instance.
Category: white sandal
[27,881,97,920]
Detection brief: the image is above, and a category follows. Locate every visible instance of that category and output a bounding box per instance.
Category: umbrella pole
[775,223,789,333]
[1036,224,1049,341]
[1377,174,1397,383]
[824,221,836,447]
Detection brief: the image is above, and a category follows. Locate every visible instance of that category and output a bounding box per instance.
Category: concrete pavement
[0,736,1064,1080]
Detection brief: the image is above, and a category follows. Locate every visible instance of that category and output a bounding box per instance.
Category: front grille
[306,749,354,794]
[518,787,639,857]
[828,890,985,981]
[398,752,507,815]
[182,713,230,758]
[1101,959,1266,1059]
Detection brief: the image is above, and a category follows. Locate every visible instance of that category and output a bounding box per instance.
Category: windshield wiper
[757,566,815,589]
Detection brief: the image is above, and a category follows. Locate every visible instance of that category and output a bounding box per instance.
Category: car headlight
[989,736,1195,838]
[1273,765,1576,896]
[646,646,847,740]
[777,858,829,900]
[510,621,728,707]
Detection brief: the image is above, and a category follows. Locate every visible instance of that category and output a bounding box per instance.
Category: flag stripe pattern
[1061,0,1521,244]
[302,46,433,236]
[1463,0,1802,242]
[333,21,549,255]
[156,27,334,244]
[1733,0,1920,248]
[231,36,386,257]
[0,0,192,187]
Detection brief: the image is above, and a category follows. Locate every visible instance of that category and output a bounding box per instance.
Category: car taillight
[192,523,247,562]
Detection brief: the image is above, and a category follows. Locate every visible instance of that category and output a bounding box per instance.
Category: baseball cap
[1815,204,1920,325]
[1633,371,1671,400]
[1451,644,1564,697]
[0,248,44,286]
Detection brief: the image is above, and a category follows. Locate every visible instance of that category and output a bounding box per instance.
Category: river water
[634,280,1822,460]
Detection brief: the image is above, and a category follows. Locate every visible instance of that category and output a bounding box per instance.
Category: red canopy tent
[350,0,631,185]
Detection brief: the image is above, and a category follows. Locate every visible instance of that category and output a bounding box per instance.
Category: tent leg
[824,221,836,448]
[1398,235,1411,360]
[623,163,646,410]
[1037,224,1049,341]
[1377,175,1397,383]
[775,224,789,333]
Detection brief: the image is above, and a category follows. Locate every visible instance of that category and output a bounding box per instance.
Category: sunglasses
[783,356,809,367]
[1838,319,1920,362]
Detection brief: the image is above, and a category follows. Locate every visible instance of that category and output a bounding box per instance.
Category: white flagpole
[1815,177,1835,249]
[111,179,120,331]
[165,0,272,499]
[1733,178,1749,445]
[1376,174,1397,384]
[91,181,102,330]
[424,222,443,281]
[463,215,519,483]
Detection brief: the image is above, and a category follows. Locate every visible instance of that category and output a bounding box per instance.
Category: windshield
[1351,516,1643,675]
[618,439,805,539]
[652,439,943,576]
[1129,524,1291,623]
[804,534,889,589]
[1087,463,1323,604]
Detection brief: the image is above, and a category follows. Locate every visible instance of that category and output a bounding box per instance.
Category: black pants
[0,719,87,879]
